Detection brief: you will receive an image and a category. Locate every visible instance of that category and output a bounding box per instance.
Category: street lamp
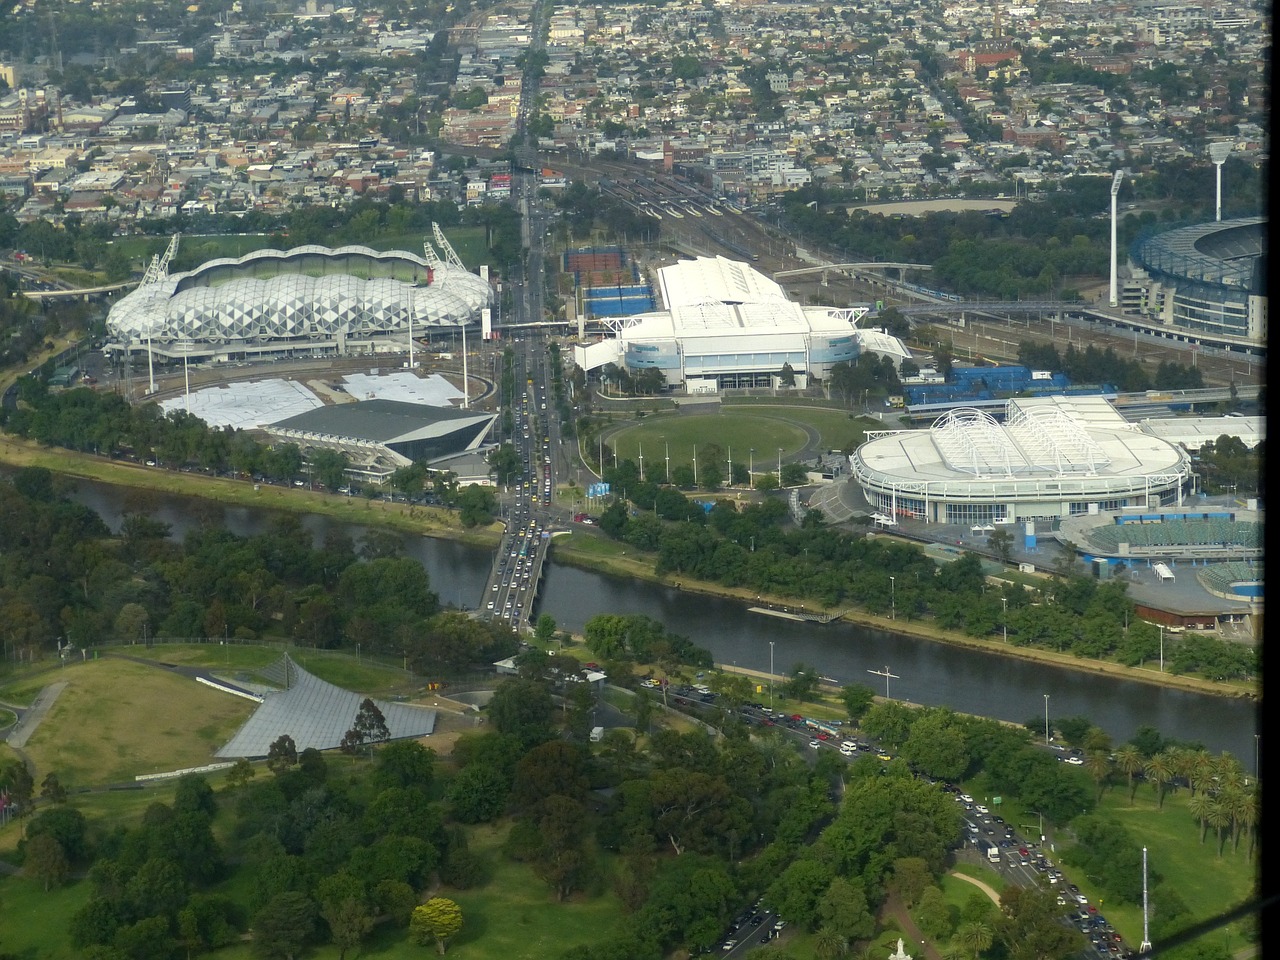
[1044,694,1050,745]
[1158,624,1164,673]
[749,447,755,482]
[727,445,733,487]
[868,665,898,698]
[777,446,782,480]
[692,446,698,485]
[889,575,896,620]
[769,640,775,709]
[1001,596,1008,643]
[664,436,669,482]
[638,440,644,481]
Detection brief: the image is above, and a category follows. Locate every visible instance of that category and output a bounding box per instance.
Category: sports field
[604,406,875,470]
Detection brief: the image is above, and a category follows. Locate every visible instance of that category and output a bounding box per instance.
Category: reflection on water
[70,478,1260,771]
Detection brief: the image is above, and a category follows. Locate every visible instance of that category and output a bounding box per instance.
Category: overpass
[22,280,138,301]
[773,262,932,282]
[901,384,1261,423]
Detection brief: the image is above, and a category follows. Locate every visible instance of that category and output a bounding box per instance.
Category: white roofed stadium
[850,396,1195,525]
[105,228,492,362]
[573,256,908,390]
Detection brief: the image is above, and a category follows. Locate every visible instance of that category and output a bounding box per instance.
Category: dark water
[70,480,1262,773]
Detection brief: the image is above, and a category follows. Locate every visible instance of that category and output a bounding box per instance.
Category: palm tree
[1206,796,1233,857]
[1211,752,1245,791]
[957,920,994,960]
[942,947,968,960]
[1216,784,1249,853]
[1187,791,1213,842]
[1186,749,1215,797]
[1238,788,1259,857]
[1113,745,1144,803]
[1145,751,1174,809]
[1085,750,1112,800]
[815,928,850,960]
[1164,746,1195,795]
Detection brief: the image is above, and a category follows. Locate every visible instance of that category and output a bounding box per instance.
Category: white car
[808,740,821,750]
[975,804,989,815]
[959,793,974,803]
[1064,756,1085,766]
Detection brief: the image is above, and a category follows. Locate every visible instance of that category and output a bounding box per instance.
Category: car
[721,940,738,951]
[975,804,989,815]
[808,740,821,749]
[773,920,787,932]
[760,932,773,943]
[959,793,974,803]
[816,733,830,740]
[1087,905,1097,914]
[1018,847,1029,857]
[877,753,893,761]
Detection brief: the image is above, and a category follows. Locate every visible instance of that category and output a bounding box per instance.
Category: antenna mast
[1139,846,1151,953]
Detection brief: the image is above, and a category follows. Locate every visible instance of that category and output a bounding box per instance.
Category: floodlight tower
[1208,141,1233,222]
[1139,846,1151,953]
[1109,170,1124,307]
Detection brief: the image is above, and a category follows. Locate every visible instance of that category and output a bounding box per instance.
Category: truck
[979,839,1000,863]
[589,726,605,742]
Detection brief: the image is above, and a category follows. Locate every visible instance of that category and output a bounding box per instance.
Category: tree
[915,885,954,941]
[317,873,374,960]
[957,919,994,960]
[23,833,70,891]
[1113,745,1144,803]
[410,898,464,955]
[488,677,554,749]
[534,613,558,644]
[840,684,876,723]
[252,892,317,960]
[353,697,390,750]
[225,758,256,791]
[266,735,298,776]
[40,771,67,805]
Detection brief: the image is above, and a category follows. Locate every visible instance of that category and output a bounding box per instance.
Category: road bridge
[22,280,137,301]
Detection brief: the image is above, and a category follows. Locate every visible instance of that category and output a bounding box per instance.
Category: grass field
[107,226,490,274]
[603,406,878,471]
[11,658,256,789]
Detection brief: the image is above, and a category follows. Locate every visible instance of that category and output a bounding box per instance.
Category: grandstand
[1197,561,1264,601]
[1058,507,1263,562]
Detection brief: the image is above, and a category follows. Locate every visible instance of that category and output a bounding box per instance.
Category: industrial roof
[1138,415,1264,452]
[270,399,493,444]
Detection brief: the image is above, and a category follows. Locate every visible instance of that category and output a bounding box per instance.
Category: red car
[790,714,804,722]
[1087,905,1097,914]
[1019,847,1029,857]
[817,733,830,740]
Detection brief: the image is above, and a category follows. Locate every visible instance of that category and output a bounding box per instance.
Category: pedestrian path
[5,681,66,748]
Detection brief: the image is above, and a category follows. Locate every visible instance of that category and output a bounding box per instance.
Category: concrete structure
[849,396,1194,524]
[1125,217,1267,347]
[106,234,492,362]
[574,256,907,389]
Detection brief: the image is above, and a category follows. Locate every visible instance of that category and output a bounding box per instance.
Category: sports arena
[105,230,492,362]
[1126,216,1266,348]
[849,396,1195,525]
[573,256,909,390]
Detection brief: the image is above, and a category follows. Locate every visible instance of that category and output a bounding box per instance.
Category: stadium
[1125,216,1267,349]
[104,229,493,362]
[572,255,909,391]
[849,396,1195,525]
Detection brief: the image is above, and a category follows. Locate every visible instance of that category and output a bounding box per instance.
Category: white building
[574,256,908,390]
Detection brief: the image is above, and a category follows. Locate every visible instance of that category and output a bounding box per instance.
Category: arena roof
[1130,217,1265,292]
[269,399,493,445]
[107,243,492,348]
[853,397,1190,499]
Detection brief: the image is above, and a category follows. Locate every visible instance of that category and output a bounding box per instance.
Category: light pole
[1158,624,1164,672]
[749,447,755,483]
[664,436,669,482]
[868,665,898,699]
[692,446,698,485]
[889,575,896,620]
[769,640,775,709]
[727,444,733,487]
[1001,596,1008,643]
[1044,694,1050,745]
[777,447,782,480]
[638,440,644,481]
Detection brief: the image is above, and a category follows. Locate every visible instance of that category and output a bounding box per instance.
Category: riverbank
[1,434,1255,701]
[0,435,503,547]
[547,537,1258,701]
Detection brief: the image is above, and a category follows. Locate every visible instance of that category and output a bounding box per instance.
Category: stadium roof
[1131,217,1265,292]
[269,399,493,445]
[853,397,1190,497]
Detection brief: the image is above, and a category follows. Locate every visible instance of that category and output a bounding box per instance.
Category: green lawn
[606,412,810,468]
[0,872,95,959]
[9,658,255,790]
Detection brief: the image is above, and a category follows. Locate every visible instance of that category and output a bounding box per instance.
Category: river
[70,479,1261,773]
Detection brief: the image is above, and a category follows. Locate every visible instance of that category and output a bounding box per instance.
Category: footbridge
[774,262,932,282]
[22,280,138,301]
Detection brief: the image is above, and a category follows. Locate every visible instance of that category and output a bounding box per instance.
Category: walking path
[950,870,1002,905]
[5,681,66,748]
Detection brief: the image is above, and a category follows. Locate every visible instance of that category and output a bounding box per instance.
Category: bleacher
[1197,561,1264,600]
[1086,517,1263,554]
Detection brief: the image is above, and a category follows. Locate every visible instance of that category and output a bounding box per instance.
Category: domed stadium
[848,395,1194,525]
[105,231,492,362]
[1127,216,1266,348]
